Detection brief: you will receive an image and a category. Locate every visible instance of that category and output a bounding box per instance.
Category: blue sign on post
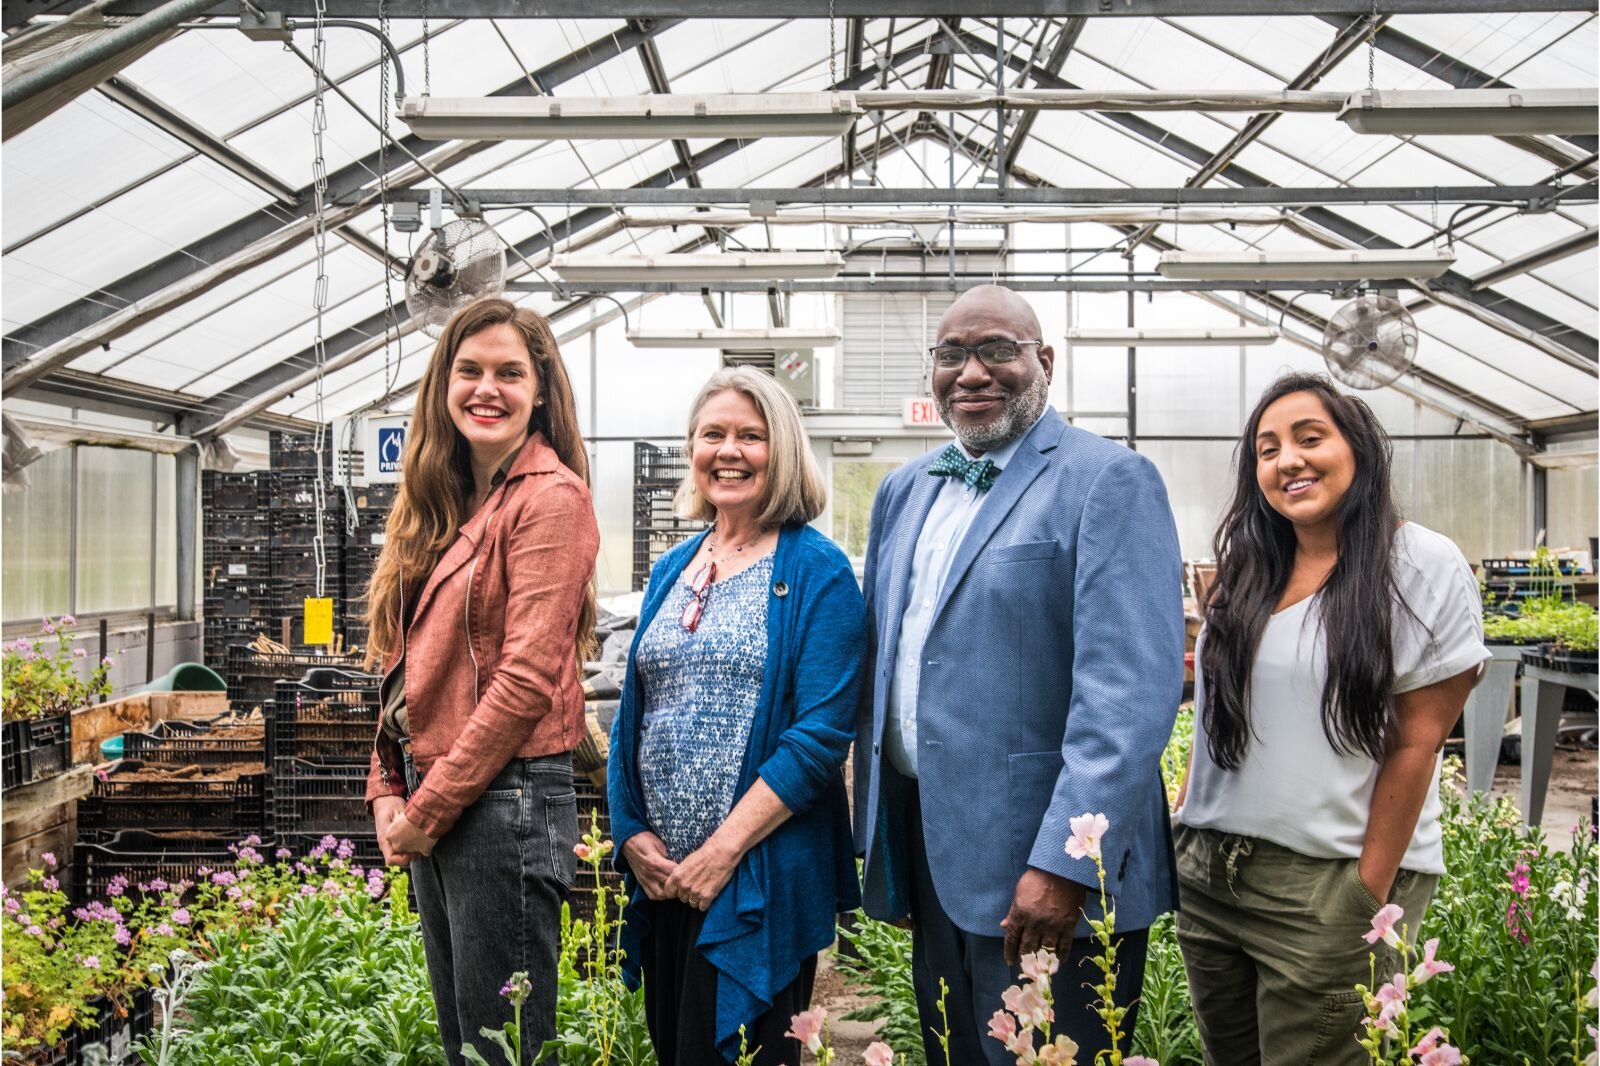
[377,426,406,474]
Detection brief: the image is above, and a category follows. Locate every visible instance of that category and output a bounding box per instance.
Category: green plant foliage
[1130,914,1203,1065]
[1162,704,1195,809]
[141,891,443,1066]
[834,912,927,1066]
[1408,766,1599,1064]
[2,616,113,721]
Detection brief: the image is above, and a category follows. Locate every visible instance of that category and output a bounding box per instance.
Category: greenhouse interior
[1,0,1597,1063]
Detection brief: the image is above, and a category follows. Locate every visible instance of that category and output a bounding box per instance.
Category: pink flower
[574,843,595,862]
[1373,973,1407,1031]
[1001,984,1052,1030]
[1418,1045,1463,1066]
[1020,949,1059,984]
[1506,900,1530,945]
[1035,1035,1079,1065]
[864,1042,896,1066]
[170,908,190,926]
[1363,903,1405,948]
[988,1009,1018,1045]
[72,648,86,658]
[80,955,100,969]
[1507,862,1531,898]
[1064,812,1109,862]
[1124,1059,1161,1066]
[785,1008,826,1053]
[1411,1028,1446,1055]
[300,884,317,896]
[61,615,76,626]
[1411,938,1454,985]
[40,852,56,869]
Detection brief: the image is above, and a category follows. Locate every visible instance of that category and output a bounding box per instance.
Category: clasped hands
[372,795,438,867]
[622,831,738,912]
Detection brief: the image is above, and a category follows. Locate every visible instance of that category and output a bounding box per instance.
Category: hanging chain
[309,0,330,600]
[378,0,399,400]
[422,0,431,97]
[827,0,837,86]
[1367,0,1378,93]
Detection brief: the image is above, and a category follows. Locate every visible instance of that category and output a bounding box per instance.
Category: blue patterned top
[635,553,773,862]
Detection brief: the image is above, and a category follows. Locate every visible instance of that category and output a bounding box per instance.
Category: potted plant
[2,616,112,791]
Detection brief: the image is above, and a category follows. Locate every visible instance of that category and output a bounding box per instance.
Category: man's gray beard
[938,373,1050,452]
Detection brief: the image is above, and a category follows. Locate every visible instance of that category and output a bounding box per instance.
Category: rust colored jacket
[364,432,599,840]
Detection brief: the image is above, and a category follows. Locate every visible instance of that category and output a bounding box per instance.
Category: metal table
[1519,662,1599,827]
[1463,644,1523,796]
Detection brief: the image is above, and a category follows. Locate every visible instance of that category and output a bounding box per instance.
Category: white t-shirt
[1180,522,1491,874]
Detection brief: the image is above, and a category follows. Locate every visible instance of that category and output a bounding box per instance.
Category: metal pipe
[2,0,220,111]
[365,184,1584,207]
[175,445,198,621]
[508,278,1429,294]
[170,18,408,106]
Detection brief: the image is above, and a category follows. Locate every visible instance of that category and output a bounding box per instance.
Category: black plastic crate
[73,829,244,902]
[271,669,381,765]
[203,511,270,545]
[269,514,343,550]
[79,761,268,835]
[272,759,371,836]
[260,604,346,653]
[2,714,73,792]
[203,546,271,588]
[201,471,266,513]
[267,473,343,513]
[225,646,364,708]
[1481,556,1584,576]
[348,483,398,512]
[72,985,156,1066]
[631,527,701,592]
[270,430,335,473]
[121,719,267,768]
[634,442,689,485]
[271,549,325,583]
[203,582,272,620]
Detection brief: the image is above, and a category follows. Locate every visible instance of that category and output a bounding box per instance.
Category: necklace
[704,524,766,566]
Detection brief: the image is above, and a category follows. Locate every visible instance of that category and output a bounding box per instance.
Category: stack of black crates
[1480,555,1580,615]
[266,432,345,651]
[631,442,703,591]
[270,667,385,863]
[341,483,396,652]
[201,472,272,662]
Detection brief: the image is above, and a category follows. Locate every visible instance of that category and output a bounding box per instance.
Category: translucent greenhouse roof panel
[1413,345,1589,423]
[1487,276,1600,342]
[1,92,195,253]
[1385,13,1597,87]
[1070,14,1326,90]
[1,156,276,328]
[1413,312,1595,410]
[651,18,790,88]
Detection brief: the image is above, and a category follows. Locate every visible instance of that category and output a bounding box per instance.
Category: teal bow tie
[928,444,999,493]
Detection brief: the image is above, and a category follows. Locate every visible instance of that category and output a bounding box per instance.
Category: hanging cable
[309,0,330,603]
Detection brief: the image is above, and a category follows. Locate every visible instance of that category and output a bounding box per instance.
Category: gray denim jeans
[404,753,579,1066]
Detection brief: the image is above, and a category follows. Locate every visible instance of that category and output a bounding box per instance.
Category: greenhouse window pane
[76,446,155,615]
[156,453,178,608]
[1,448,72,623]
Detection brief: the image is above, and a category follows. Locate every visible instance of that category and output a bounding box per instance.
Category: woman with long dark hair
[362,297,599,1064]
[1175,372,1488,1065]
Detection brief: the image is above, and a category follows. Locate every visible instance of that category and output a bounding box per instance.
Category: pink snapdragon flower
[863,1042,896,1066]
[1363,903,1405,949]
[1020,948,1059,984]
[1064,812,1109,862]
[574,843,596,862]
[988,1010,1017,1045]
[1001,984,1053,1030]
[785,1008,826,1053]
[1124,1058,1161,1066]
[1507,861,1531,898]
[1035,1035,1079,1065]
[1411,938,1454,985]
[1372,973,1407,1031]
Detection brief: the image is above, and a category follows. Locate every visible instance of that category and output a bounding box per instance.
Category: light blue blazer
[853,408,1185,937]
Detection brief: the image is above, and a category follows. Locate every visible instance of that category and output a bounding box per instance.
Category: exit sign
[902,398,942,427]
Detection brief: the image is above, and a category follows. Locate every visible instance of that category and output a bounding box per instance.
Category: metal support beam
[510,277,1435,293]
[842,17,867,174]
[1003,16,1084,171]
[175,445,197,620]
[1123,13,1375,255]
[16,0,1595,25]
[1470,225,1599,289]
[2,19,679,371]
[1,0,216,110]
[628,18,701,188]
[366,183,1583,206]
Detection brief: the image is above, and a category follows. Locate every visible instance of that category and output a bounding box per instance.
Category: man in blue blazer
[853,285,1184,1064]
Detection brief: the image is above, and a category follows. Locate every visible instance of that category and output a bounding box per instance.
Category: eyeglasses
[928,340,1043,369]
[680,562,716,633]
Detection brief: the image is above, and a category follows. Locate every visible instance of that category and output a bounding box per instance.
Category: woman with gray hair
[608,366,868,1065]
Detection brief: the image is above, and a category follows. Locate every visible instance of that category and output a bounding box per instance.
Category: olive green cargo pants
[1174,824,1439,1066]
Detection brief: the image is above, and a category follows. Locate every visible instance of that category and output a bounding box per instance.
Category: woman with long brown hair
[362,296,599,1064]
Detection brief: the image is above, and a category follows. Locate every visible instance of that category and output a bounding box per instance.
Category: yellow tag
[303,598,334,646]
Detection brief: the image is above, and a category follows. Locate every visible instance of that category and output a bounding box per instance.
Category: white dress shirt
[885,427,1034,778]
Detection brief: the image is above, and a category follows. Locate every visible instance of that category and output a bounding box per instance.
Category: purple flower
[72,647,87,658]
[40,620,56,635]
[275,848,293,860]
[41,876,59,892]
[80,955,100,969]
[336,840,355,861]
[154,923,174,937]
[1507,862,1531,898]
[25,925,42,938]
[238,898,257,912]
[299,885,317,896]
[101,656,115,668]
[16,638,32,653]
[211,871,238,886]
[2,899,17,915]
[499,973,532,1007]
[148,877,168,892]
[40,852,56,869]
[225,886,242,900]
[171,908,191,926]
[61,615,76,626]
[113,926,131,947]
[321,879,343,897]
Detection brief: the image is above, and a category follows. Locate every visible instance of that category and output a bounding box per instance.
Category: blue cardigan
[608,523,866,1061]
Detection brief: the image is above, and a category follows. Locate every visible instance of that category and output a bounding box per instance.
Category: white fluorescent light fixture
[553,252,844,283]
[1157,248,1455,281]
[1065,327,1281,346]
[401,93,861,140]
[1338,89,1598,136]
[629,327,842,349]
